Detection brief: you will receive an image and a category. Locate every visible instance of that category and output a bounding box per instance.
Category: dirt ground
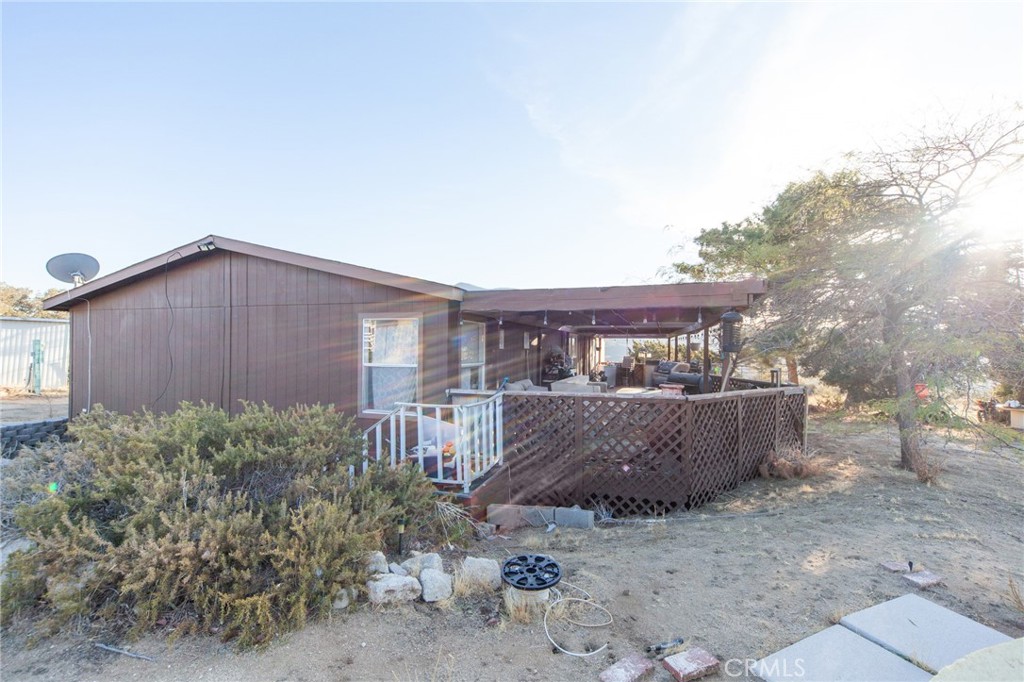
[2,417,1022,681]
[0,391,69,424]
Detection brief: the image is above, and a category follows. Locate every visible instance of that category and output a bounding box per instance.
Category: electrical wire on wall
[152,251,184,407]
[62,290,93,412]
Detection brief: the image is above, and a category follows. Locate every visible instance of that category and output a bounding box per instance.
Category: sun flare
[959,174,1024,246]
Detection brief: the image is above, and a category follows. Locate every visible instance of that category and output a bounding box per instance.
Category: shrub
[2,402,459,647]
[758,447,824,479]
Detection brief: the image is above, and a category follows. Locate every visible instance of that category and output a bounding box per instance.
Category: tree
[0,283,67,319]
[669,112,1024,471]
[628,339,670,361]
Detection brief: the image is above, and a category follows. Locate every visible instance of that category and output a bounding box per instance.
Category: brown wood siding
[67,250,458,420]
[483,321,544,388]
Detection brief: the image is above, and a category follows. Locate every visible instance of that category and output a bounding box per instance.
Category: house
[42,235,805,513]
[42,235,767,421]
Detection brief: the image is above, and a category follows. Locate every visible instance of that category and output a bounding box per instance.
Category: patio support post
[685,334,691,363]
[702,330,710,393]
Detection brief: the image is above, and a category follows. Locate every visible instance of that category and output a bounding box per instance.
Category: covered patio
[362,277,808,516]
[459,278,768,392]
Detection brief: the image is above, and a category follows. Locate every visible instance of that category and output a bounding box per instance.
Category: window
[460,321,486,390]
[361,316,419,413]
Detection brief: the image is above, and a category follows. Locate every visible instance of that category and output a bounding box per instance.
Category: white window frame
[459,320,486,390]
[359,313,422,416]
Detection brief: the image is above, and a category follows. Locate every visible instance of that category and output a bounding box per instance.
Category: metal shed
[0,317,70,390]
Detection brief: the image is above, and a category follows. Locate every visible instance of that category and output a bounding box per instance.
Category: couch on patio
[503,378,548,392]
[550,375,608,394]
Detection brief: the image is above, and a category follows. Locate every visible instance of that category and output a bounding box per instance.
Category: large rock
[367,574,421,605]
[461,557,502,591]
[419,568,453,602]
[332,586,356,610]
[389,562,408,577]
[399,552,442,578]
[365,551,389,575]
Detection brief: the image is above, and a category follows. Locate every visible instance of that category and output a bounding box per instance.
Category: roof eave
[43,234,465,310]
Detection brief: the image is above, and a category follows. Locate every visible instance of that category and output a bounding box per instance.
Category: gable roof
[42,235,767,336]
[43,235,465,310]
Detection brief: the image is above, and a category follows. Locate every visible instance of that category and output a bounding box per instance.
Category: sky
[2,1,1021,295]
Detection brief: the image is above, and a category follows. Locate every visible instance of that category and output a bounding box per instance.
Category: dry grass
[1007,576,1024,613]
[450,566,498,599]
[910,451,944,484]
[502,587,540,625]
[758,447,826,479]
[518,528,589,553]
[392,644,456,682]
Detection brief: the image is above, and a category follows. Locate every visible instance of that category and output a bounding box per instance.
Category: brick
[486,504,554,530]
[554,506,595,529]
[902,570,943,589]
[662,647,719,682]
[599,652,655,682]
[879,561,911,573]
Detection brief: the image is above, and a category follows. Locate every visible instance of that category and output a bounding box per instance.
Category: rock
[400,552,442,578]
[45,563,96,611]
[1,537,35,575]
[461,557,502,591]
[475,522,498,539]
[367,574,421,605]
[389,562,408,576]
[332,586,356,610]
[419,568,453,602]
[366,551,389,575]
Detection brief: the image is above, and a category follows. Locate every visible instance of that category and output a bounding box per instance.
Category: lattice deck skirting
[501,387,807,517]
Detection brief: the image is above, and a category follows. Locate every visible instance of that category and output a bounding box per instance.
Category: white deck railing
[361,392,504,493]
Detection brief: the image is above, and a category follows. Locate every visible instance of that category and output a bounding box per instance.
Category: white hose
[543,581,613,658]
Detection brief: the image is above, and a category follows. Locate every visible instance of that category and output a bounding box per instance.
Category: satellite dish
[46,253,100,287]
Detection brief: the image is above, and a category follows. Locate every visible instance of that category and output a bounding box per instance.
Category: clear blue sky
[3,2,1020,294]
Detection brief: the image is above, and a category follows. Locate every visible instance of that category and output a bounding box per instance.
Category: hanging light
[721,310,744,353]
[543,310,548,326]
[697,308,703,325]
[499,312,503,326]
[591,311,596,325]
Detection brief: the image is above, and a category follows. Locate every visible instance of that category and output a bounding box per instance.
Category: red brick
[903,570,943,589]
[662,647,720,682]
[598,653,655,682]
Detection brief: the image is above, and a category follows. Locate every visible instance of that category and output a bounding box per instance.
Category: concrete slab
[754,625,931,682]
[554,506,595,529]
[902,570,943,589]
[840,593,1012,674]
[486,504,554,530]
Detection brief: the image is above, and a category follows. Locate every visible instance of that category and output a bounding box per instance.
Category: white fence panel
[0,317,70,390]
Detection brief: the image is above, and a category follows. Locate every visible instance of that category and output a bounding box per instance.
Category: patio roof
[461,279,767,337]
